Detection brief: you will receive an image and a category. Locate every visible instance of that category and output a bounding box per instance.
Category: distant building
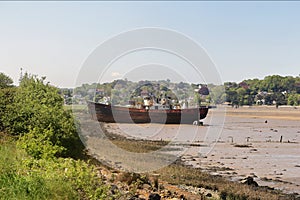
[140,90,149,97]
[96,89,105,96]
[239,82,249,90]
[87,89,95,95]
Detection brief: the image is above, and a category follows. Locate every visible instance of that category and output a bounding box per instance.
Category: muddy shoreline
[77,106,300,198]
[203,106,300,194]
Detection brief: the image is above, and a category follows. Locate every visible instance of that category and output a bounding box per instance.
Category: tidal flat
[190,106,300,194]
[79,106,300,198]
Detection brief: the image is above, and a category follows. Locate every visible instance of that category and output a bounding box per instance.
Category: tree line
[71,75,300,107]
[224,75,300,106]
[72,79,206,107]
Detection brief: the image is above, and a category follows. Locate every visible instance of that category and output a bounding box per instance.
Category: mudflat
[192,106,300,194]
[225,106,300,121]
[82,106,300,194]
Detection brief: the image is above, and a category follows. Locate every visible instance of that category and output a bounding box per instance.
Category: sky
[1,1,300,88]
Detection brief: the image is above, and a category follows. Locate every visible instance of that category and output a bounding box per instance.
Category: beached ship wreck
[88,101,209,124]
[87,85,211,124]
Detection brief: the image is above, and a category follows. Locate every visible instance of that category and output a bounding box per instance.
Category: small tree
[288,93,300,106]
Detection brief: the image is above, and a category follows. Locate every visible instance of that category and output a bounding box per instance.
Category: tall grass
[0,136,111,200]
[0,143,54,199]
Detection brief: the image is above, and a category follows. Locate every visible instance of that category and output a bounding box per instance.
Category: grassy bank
[0,133,113,200]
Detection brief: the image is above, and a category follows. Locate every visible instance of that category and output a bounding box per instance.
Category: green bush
[0,141,111,200]
[3,74,84,159]
[0,73,105,198]
[17,128,65,159]
[0,87,16,131]
[0,72,13,89]
[20,157,110,200]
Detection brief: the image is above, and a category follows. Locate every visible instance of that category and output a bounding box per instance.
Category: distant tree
[73,75,300,107]
[264,93,274,105]
[236,88,247,106]
[282,76,295,92]
[261,75,289,93]
[225,89,238,105]
[177,81,186,89]
[273,92,286,107]
[295,79,300,94]
[287,93,300,106]
[244,78,261,92]
[210,85,225,104]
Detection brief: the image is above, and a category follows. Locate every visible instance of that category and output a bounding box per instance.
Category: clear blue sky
[1,1,300,87]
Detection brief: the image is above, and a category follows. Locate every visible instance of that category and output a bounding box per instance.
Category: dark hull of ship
[87,102,209,124]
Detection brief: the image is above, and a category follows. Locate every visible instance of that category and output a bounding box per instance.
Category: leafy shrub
[17,128,65,159]
[0,172,53,200]
[21,157,110,199]
[3,74,84,159]
[0,72,13,89]
[0,140,111,200]
[0,87,16,131]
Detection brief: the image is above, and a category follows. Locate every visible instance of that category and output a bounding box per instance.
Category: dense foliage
[0,72,15,130]
[0,73,113,199]
[0,87,16,131]
[1,73,84,159]
[225,75,300,106]
[0,141,110,200]
[72,75,300,107]
[0,72,13,89]
[73,79,214,107]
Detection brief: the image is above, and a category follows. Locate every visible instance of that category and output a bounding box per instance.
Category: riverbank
[77,106,300,199]
[83,129,289,200]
